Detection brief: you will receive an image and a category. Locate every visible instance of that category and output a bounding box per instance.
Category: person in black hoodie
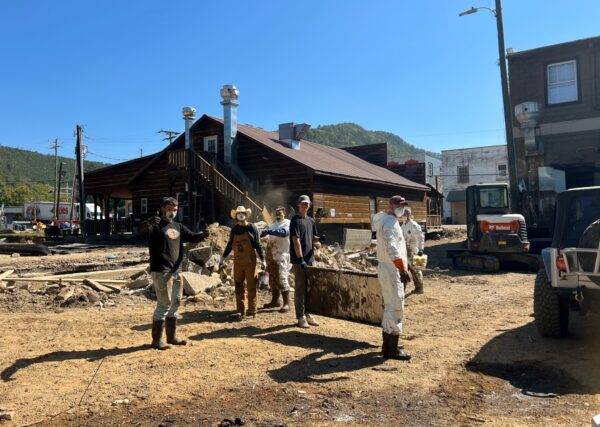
[220,205,265,319]
[146,197,207,350]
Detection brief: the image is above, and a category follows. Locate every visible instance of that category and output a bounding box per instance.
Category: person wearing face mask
[146,197,208,350]
[400,207,425,294]
[221,206,266,320]
[372,195,412,360]
[260,206,292,312]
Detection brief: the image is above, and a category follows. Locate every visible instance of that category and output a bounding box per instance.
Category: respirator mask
[236,213,246,221]
[165,211,176,221]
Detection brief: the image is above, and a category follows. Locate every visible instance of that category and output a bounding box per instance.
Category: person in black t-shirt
[290,195,320,328]
[146,197,207,350]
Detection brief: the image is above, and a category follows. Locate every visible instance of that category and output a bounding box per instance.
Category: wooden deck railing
[169,150,263,214]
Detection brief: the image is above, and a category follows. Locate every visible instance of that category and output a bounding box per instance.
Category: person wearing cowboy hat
[221,205,266,319]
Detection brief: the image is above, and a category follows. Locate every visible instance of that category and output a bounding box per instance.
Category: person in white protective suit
[260,206,292,312]
[373,195,412,360]
[400,207,425,294]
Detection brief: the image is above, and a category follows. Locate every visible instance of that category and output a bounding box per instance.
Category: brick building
[508,35,600,234]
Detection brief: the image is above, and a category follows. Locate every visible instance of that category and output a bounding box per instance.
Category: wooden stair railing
[169,150,265,216]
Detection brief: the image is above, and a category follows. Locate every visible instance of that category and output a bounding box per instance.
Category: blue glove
[260,229,271,237]
[300,260,308,270]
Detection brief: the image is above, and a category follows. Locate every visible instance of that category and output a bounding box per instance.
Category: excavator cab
[466,184,529,254]
[449,183,534,272]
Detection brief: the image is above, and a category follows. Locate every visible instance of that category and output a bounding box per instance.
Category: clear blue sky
[1,1,598,163]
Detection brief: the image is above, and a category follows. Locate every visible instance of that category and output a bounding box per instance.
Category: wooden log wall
[312,193,372,224]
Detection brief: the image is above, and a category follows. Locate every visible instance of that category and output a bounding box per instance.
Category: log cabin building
[85,86,429,241]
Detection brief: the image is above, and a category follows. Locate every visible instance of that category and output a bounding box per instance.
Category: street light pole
[182,106,196,230]
[460,0,518,206]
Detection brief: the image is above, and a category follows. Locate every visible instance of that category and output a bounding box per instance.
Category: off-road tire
[533,269,569,338]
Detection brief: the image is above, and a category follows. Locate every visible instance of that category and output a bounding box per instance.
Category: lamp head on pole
[458,6,478,16]
[182,106,196,120]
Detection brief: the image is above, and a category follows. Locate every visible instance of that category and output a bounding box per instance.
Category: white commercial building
[441,145,509,224]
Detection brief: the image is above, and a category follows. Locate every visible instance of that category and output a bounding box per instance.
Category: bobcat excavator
[447,183,539,272]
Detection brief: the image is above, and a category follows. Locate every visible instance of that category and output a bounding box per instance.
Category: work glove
[417,251,423,257]
[400,269,411,284]
[260,229,271,238]
[300,260,308,270]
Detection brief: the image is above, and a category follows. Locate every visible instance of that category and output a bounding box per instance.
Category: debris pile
[313,243,377,273]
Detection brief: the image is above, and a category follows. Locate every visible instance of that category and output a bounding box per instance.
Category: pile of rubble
[313,243,377,273]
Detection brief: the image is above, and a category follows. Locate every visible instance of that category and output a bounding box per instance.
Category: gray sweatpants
[152,271,183,321]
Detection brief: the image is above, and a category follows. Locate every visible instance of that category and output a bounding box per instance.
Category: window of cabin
[203,135,218,153]
[497,164,507,177]
[141,198,148,214]
[547,60,578,104]
[457,165,469,183]
[428,162,434,177]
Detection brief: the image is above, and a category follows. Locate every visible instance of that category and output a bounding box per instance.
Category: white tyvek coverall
[265,218,291,292]
[374,212,408,335]
[401,219,425,288]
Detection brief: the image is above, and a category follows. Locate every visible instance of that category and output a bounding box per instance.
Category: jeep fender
[541,247,554,284]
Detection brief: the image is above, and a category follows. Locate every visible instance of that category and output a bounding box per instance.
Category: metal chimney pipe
[220,85,239,165]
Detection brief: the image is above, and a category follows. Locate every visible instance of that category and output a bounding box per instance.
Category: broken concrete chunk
[0,409,14,421]
[126,274,152,290]
[55,286,75,302]
[179,272,221,296]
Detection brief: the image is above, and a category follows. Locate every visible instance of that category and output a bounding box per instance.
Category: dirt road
[1,239,600,426]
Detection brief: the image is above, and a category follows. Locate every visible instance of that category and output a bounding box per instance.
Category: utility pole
[459,0,518,207]
[140,148,143,158]
[50,138,61,219]
[55,161,64,223]
[494,0,518,209]
[158,129,179,145]
[75,125,86,236]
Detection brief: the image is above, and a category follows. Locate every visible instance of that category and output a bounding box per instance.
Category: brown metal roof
[207,116,427,190]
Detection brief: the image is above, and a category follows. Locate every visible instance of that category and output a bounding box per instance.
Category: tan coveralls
[232,231,258,315]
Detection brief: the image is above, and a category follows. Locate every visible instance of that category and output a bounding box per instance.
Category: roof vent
[278,122,310,150]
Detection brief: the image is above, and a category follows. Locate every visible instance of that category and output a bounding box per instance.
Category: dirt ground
[2,237,600,426]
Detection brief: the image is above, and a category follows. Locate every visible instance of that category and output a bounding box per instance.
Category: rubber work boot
[279,291,290,313]
[165,317,187,345]
[151,320,170,350]
[263,288,281,309]
[382,330,403,353]
[383,332,410,360]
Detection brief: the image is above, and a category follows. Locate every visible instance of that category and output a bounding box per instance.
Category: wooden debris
[0,243,50,256]
[83,279,120,293]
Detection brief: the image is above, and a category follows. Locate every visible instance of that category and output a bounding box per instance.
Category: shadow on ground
[131,309,238,332]
[467,317,600,395]
[1,344,148,382]
[190,324,384,383]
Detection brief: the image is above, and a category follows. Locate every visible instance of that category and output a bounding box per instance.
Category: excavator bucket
[305,266,382,325]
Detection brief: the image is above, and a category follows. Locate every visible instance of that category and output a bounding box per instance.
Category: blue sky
[1,1,598,163]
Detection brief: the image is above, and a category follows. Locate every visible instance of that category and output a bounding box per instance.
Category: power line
[85,150,131,162]
[158,129,179,145]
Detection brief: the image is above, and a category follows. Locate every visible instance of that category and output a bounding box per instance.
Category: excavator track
[450,252,500,272]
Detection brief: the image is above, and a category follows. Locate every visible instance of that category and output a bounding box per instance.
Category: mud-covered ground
[1,237,600,426]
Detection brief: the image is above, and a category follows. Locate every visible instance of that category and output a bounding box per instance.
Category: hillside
[307,123,439,160]
[0,145,107,205]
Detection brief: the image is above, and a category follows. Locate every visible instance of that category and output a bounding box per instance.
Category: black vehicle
[534,186,600,338]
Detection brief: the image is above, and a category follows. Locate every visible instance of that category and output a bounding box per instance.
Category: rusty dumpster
[305,266,382,325]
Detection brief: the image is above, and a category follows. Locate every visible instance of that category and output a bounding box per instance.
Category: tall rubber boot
[231,282,245,320]
[151,320,170,350]
[263,287,281,309]
[383,333,411,361]
[165,317,187,345]
[279,290,290,313]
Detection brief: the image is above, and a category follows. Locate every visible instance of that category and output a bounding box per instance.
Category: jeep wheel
[533,269,569,338]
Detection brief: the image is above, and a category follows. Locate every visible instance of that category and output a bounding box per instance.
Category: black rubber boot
[263,288,281,309]
[165,317,187,345]
[151,320,170,350]
[279,291,290,313]
[383,332,410,360]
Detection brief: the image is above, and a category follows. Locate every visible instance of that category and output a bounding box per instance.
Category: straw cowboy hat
[230,205,252,219]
